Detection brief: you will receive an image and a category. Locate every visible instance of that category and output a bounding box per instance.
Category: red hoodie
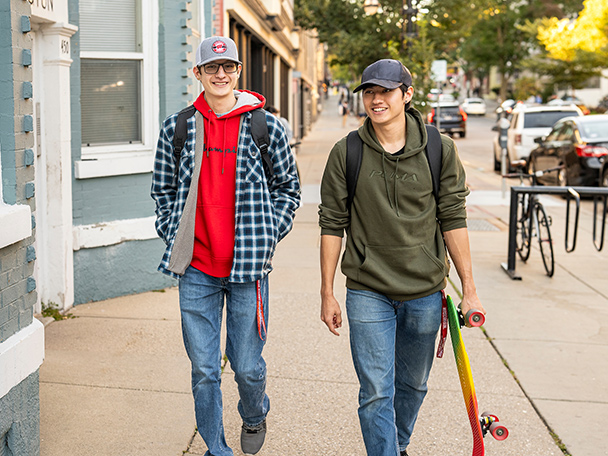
[190,90,265,277]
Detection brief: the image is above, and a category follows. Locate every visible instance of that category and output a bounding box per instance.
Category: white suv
[493,104,584,171]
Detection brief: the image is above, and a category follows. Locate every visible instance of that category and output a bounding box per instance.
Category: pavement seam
[491,337,607,346]
[39,380,190,395]
[65,315,181,322]
[533,397,608,405]
[223,371,360,386]
[559,263,608,301]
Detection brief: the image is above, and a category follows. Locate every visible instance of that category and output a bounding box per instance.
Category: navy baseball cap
[353,59,413,93]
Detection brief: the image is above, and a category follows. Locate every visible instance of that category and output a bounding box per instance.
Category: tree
[295,0,438,109]
[537,0,608,61]
[295,0,394,76]
[426,0,585,99]
[527,0,607,96]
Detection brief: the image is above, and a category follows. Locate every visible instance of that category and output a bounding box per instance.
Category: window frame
[75,1,159,179]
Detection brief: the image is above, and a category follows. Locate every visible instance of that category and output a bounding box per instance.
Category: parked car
[492,104,584,171]
[461,97,487,116]
[427,88,441,101]
[598,95,608,113]
[495,99,516,120]
[548,96,590,115]
[529,115,608,187]
[427,102,467,138]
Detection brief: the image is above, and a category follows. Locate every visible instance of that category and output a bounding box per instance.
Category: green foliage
[294,0,589,102]
[41,302,75,321]
[523,49,604,90]
[513,76,539,101]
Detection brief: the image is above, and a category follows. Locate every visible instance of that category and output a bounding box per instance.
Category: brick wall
[0,0,37,344]
[0,2,41,454]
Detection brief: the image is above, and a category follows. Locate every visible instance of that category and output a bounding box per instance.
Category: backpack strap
[172,106,273,181]
[250,109,273,181]
[344,125,443,212]
[173,105,197,175]
[424,124,442,201]
[346,130,363,212]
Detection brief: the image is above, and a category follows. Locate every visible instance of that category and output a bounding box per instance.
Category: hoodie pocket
[359,244,446,296]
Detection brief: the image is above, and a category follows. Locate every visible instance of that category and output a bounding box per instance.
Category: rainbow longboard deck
[446,294,508,455]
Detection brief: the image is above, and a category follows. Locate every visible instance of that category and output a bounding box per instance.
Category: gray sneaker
[241,419,267,455]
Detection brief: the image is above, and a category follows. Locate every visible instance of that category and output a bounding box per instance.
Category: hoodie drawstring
[394,157,400,217]
[381,153,393,210]
[222,121,227,174]
[381,153,401,217]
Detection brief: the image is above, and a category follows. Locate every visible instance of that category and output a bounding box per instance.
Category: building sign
[25,0,62,23]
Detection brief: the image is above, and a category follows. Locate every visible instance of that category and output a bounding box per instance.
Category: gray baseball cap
[195,36,242,67]
[353,59,412,93]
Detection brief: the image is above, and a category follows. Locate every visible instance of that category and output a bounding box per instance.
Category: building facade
[4,2,325,309]
[1,0,323,452]
[0,0,44,454]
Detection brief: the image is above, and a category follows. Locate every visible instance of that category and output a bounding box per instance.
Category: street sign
[431,59,447,82]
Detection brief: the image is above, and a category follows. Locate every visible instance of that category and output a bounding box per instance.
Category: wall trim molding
[0,319,44,399]
[73,216,157,250]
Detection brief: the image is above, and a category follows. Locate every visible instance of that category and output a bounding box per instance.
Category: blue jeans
[346,289,442,456]
[179,266,270,456]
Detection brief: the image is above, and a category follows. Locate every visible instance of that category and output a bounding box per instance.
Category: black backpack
[172,105,273,180]
[345,124,442,211]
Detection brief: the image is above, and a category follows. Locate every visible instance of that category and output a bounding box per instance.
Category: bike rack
[593,195,607,252]
[502,186,608,280]
[565,188,580,253]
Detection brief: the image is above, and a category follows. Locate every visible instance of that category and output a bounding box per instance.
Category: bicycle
[502,161,563,277]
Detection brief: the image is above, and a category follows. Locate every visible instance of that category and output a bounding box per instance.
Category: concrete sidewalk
[39,96,605,455]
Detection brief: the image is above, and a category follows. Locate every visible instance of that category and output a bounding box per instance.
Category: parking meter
[498,116,511,196]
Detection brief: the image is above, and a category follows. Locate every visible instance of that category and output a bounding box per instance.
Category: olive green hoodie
[318,108,469,301]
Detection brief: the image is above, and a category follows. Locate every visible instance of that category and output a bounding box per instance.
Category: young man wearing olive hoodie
[151,37,300,456]
[318,59,485,456]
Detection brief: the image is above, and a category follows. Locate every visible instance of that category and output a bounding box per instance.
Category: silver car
[493,104,584,171]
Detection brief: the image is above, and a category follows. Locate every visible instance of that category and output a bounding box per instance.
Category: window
[557,123,574,142]
[546,124,562,142]
[80,0,142,146]
[583,76,601,89]
[523,111,579,129]
[76,0,158,178]
[81,59,141,145]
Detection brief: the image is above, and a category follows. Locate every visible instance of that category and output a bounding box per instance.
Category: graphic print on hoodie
[190,90,265,277]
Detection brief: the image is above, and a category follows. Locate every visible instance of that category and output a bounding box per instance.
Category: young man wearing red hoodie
[151,36,300,456]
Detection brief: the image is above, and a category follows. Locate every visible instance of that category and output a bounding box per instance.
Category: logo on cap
[211,40,228,54]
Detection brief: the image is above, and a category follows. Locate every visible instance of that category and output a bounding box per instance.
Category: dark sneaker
[400,451,409,456]
[241,419,267,455]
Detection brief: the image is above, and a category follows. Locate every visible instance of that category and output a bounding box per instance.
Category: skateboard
[445,293,508,455]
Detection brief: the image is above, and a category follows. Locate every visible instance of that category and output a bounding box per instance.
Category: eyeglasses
[202,62,238,74]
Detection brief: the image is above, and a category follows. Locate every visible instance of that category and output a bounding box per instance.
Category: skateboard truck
[480,412,509,441]
[458,307,485,328]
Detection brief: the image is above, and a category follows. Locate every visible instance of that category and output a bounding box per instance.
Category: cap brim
[353,79,402,93]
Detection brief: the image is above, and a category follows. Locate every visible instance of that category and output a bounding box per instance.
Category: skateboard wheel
[466,309,485,327]
[489,422,509,441]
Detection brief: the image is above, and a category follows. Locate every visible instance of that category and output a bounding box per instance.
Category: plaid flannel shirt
[151,108,301,282]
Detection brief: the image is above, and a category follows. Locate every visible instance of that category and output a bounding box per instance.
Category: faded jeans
[179,266,270,456]
[346,289,442,456]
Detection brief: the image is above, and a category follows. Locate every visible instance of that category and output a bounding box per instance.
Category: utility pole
[403,0,417,54]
